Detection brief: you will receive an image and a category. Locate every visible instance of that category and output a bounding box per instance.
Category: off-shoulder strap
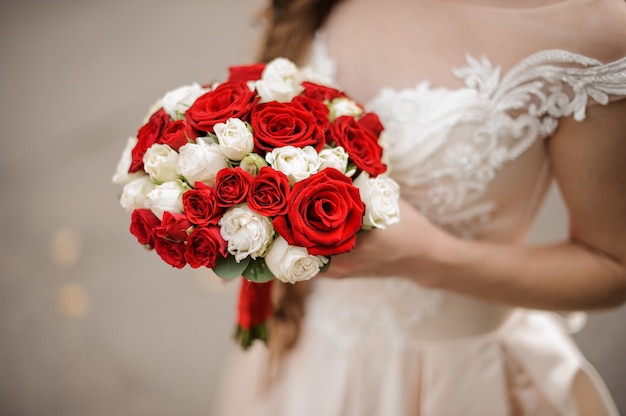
[455,50,626,122]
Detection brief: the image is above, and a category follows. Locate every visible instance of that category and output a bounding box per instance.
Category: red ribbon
[237,279,274,330]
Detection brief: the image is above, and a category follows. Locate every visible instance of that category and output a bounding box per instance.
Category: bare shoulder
[574,0,626,62]
[548,99,626,263]
[546,2,626,246]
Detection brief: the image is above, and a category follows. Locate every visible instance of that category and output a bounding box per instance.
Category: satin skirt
[213,281,619,416]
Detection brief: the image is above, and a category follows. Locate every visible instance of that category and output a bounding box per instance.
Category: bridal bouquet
[113,58,400,348]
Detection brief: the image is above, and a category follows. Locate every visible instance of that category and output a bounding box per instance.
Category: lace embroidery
[306,37,626,337]
[367,50,626,237]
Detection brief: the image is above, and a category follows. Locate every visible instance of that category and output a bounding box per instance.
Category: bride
[214,0,626,414]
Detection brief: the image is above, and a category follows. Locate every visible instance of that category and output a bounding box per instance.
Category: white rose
[379,130,392,172]
[299,65,335,87]
[178,138,229,186]
[162,83,209,120]
[330,97,363,120]
[219,205,274,262]
[265,146,320,185]
[353,173,401,229]
[255,57,304,103]
[112,136,142,185]
[144,180,189,220]
[120,175,155,212]
[143,144,181,183]
[265,236,328,284]
[318,146,349,175]
[214,118,254,161]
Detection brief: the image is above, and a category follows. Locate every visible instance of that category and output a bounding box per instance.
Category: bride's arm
[328,99,626,311]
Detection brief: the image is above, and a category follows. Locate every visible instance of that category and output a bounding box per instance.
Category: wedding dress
[214,0,626,414]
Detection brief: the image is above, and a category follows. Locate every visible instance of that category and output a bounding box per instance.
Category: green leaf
[319,257,331,273]
[242,258,275,283]
[234,324,268,350]
[212,255,250,280]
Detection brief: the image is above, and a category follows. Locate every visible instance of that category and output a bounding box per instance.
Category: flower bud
[239,153,268,177]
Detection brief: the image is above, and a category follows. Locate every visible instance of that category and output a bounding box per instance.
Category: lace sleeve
[484,50,626,122]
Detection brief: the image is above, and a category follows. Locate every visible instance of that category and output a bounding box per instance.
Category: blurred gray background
[0,0,624,415]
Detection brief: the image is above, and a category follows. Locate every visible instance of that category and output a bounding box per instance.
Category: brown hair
[257,0,343,374]
[258,0,342,64]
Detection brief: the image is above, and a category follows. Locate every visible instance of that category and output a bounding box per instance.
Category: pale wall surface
[0,1,624,415]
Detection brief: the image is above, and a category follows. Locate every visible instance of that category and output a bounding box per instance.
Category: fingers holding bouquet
[322,197,443,283]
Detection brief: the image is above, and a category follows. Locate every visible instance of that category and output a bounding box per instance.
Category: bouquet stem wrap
[235,279,274,349]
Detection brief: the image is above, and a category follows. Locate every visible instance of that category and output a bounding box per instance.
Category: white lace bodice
[311,35,626,238]
[374,50,625,237]
[305,31,626,347]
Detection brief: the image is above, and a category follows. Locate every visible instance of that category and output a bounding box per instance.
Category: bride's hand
[322,198,445,283]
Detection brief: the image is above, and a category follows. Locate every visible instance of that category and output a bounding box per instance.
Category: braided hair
[257,0,343,377]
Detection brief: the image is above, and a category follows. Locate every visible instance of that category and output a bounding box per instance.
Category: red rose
[130,108,171,172]
[250,101,325,154]
[247,167,290,216]
[155,211,191,242]
[185,81,257,134]
[185,226,228,268]
[214,167,252,208]
[154,238,187,269]
[301,81,346,102]
[182,182,224,226]
[293,95,331,133]
[358,112,385,137]
[130,209,161,248]
[329,115,387,177]
[273,168,364,256]
[158,119,196,151]
[228,63,266,82]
